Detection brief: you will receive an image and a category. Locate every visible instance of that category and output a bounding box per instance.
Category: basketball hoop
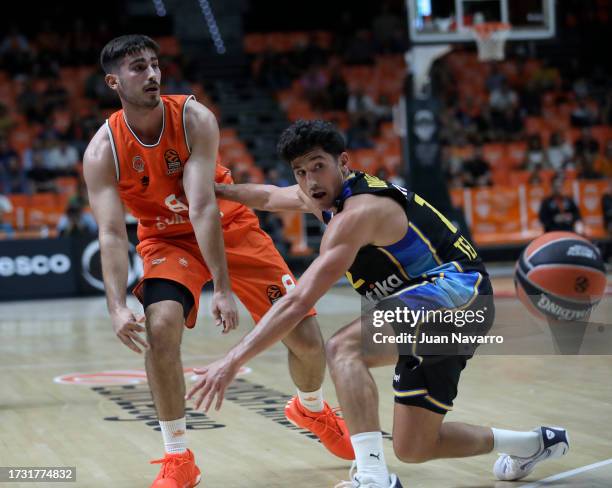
[469,22,511,61]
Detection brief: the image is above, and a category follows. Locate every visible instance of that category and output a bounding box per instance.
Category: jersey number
[414,194,478,261]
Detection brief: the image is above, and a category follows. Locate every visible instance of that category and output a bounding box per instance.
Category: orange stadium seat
[482,143,506,168]
[351,148,380,174]
[591,125,612,151]
[380,121,396,140]
[449,188,464,209]
[266,33,292,52]
[9,125,38,157]
[280,211,312,256]
[0,83,16,111]
[244,33,265,54]
[381,152,401,175]
[156,37,181,56]
[322,111,349,130]
[508,171,531,186]
[576,179,608,238]
[314,31,332,49]
[491,169,510,186]
[287,32,309,50]
[525,117,546,133]
[506,142,527,168]
[565,127,582,144]
[56,177,79,195]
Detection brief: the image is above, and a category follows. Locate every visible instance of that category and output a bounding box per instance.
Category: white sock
[492,428,541,457]
[297,387,325,413]
[351,432,390,486]
[159,417,187,454]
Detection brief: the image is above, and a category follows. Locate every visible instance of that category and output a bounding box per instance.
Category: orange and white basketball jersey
[105,94,243,242]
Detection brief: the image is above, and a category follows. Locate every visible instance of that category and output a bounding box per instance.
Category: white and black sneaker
[494,426,570,481]
[335,461,404,488]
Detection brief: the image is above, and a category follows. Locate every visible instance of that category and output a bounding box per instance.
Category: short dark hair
[100,34,160,73]
[277,120,346,162]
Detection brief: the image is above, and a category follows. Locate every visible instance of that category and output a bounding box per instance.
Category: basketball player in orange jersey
[83,35,352,488]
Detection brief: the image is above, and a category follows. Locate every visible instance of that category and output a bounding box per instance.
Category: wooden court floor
[1,276,611,488]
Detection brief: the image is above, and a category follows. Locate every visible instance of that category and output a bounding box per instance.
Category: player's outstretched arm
[186,202,378,411]
[83,127,148,354]
[216,182,322,218]
[183,100,238,332]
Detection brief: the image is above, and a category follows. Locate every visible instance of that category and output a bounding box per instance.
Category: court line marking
[0,351,287,371]
[521,458,612,487]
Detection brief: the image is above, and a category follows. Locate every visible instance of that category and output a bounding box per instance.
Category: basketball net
[468,22,511,61]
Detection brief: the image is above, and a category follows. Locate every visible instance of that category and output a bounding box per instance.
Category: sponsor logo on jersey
[164,149,182,175]
[365,273,404,301]
[132,155,145,173]
[164,193,189,213]
[393,373,400,382]
[178,257,188,267]
[266,284,283,304]
[155,213,188,230]
[151,257,166,266]
[566,244,596,260]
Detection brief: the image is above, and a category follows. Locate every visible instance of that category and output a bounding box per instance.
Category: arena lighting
[197,0,226,54]
[151,0,167,17]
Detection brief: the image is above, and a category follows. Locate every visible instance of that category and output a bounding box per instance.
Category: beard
[118,86,160,109]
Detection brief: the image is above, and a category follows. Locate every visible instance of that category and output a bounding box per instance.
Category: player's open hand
[211,289,239,333]
[110,307,148,354]
[186,357,239,412]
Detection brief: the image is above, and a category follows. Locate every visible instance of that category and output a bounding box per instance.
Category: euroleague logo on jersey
[164,149,182,175]
[266,285,283,304]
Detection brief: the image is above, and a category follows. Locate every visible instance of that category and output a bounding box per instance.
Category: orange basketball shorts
[133,208,316,327]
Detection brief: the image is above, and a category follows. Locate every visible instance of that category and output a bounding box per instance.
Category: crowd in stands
[0,2,610,249]
[434,52,612,189]
[0,22,192,239]
[248,5,408,186]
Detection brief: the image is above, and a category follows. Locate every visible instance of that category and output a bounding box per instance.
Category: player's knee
[286,317,324,357]
[146,313,181,354]
[325,333,360,367]
[393,438,435,464]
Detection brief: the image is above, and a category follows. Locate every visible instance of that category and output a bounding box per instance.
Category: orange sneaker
[285,396,355,460]
[150,449,201,488]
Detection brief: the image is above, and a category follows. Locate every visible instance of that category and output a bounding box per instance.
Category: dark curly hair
[277,120,346,163]
[100,34,160,74]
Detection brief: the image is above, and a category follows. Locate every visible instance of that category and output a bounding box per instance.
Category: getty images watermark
[360,293,611,356]
[371,306,502,345]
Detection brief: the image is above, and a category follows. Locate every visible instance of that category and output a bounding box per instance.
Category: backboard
[407,0,556,43]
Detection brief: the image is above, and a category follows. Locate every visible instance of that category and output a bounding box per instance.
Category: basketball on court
[515,231,607,321]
